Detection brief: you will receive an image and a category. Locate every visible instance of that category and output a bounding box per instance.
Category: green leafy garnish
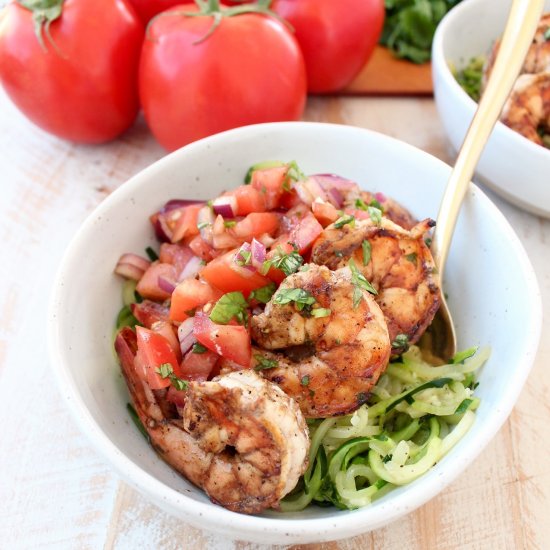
[209,292,249,325]
[192,343,208,354]
[254,354,278,371]
[249,283,277,304]
[451,346,478,364]
[381,0,462,64]
[334,214,355,229]
[235,249,252,266]
[362,240,372,266]
[156,363,189,391]
[311,308,331,318]
[405,252,418,265]
[391,333,410,350]
[301,375,311,386]
[261,248,304,276]
[145,246,158,262]
[273,288,317,312]
[368,206,382,225]
[454,56,484,101]
[349,258,377,308]
[224,220,237,228]
[285,160,307,184]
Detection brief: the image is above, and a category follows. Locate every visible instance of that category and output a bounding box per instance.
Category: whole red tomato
[272,0,385,93]
[139,3,307,151]
[127,0,181,23]
[0,0,144,143]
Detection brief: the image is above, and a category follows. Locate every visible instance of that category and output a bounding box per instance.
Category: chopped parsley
[362,239,372,266]
[368,205,382,225]
[334,214,355,229]
[349,258,377,308]
[248,283,277,304]
[235,249,252,266]
[223,220,236,228]
[405,252,418,265]
[301,375,310,386]
[209,291,249,325]
[273,288,316,311]
[355,197,383,212]
[261,247,304,276]
[192,343,207,354]
[254,354,278,371]
[311,307,331,318]
[156,363,189,391]
[391,334,409,351]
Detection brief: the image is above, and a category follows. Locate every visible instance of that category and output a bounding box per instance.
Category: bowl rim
[432,0,550,159]
[47,121,543,543]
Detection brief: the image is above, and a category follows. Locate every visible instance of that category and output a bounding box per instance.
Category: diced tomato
[170,278,223,322]
[187,234,217,261]
[312,199,339,226]
[200,248,273,294]
[345,208,370,221]
[250,165,289,209]
[278,188,303,210]
[289,212,324,253]
[193,311,251,367]
[131,300,170,327]
[232,212,279,239]
[136,262,177,301]
[179,348,219,381]
[233,185,267,215]
[159,243,195,273]
[263,238,294,284]
[157,204,202,243]
[135,326,183,390]
[150,320,181,361]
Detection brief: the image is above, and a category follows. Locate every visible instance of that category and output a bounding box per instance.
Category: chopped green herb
[362,239,372,266]
[311,307,331,318]
[286,160,307,183]
[197,221,210,230]
[455,398,474,414]
[261,248,304,276]
[355,198,368,211]
[369,198,383,211]
[451,346,478,364]
[334,214,355,229]
[405,252,418,265]
[192,343,208,354]
[209,292,249,325]
[301,375,310,386]
[273,287,317,312]
[235,249,252,266]
[156,363,189,391]
[224,220,237,228]
[391,333,410,350]
[454,56,484,101]
[349,258,377,308]
[424,237,432,248]
[254,354,278,371]
[249,283,277,304]
[145,246,158,261]
[368,206,382,225]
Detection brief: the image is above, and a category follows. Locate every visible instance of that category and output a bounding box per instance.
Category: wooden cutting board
[343,45,433,95]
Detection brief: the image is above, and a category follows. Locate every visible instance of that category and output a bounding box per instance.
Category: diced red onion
[251,238,266,270]
[197,205,215,245]
[212,196,237,218]
[312,174,359,192]
[178,318,196,355]
[161,199,203,213]
[158,276,177,294]
[327,187,344,208]
[115,253,151,280]
[178,255,203,281]
[375,192,387,203]
[294,181,314,205]
[153,200,205,242]
[233,242,255,274]
[304,177,328,202]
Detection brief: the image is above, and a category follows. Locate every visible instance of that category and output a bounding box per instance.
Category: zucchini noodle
[280,345,489,511]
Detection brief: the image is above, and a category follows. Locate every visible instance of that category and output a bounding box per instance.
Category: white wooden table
[1,88,549,549]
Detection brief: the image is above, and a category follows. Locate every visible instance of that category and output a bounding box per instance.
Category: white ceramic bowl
[48,122,541,544]
[432,0,550,218]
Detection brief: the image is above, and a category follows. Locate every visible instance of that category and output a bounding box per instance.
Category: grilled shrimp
[115,328,309,514]
[250,264,391,418]
[484,14,550,83]
[500,72,550,146]
[311,217,440,350]
[348,190,417,230]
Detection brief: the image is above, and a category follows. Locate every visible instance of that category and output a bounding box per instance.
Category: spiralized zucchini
[280,345,489,511]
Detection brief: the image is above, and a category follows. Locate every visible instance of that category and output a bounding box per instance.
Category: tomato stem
[18,0,65,52]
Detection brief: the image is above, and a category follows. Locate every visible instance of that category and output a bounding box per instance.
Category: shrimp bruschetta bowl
[48,122,541,544]
[432,0,550,218]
